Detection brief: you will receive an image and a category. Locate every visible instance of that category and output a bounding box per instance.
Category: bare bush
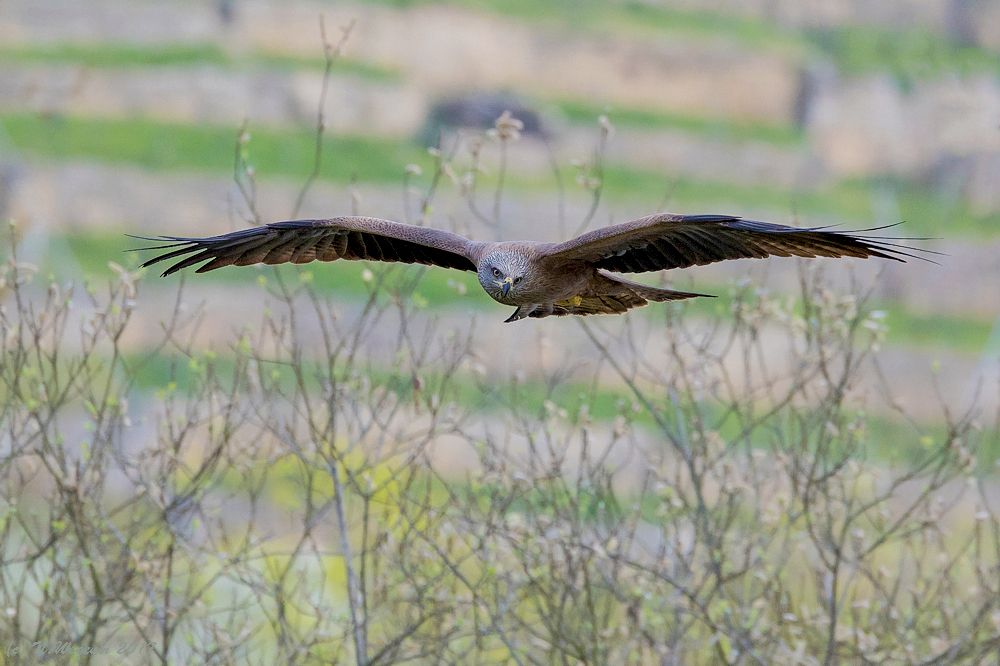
[1,27,998,666]
[1,212,997,665]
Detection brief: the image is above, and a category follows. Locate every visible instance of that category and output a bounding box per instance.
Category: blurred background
[1,0,999,423]
[6,5,1000,659]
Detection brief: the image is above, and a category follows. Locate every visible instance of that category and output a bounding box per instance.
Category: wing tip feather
[128,217,479,278]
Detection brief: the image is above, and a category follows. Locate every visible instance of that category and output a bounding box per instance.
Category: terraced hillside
[3,4,1000,664]
[0,0,998,419]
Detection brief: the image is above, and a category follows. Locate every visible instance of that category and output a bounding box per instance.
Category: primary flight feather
[136,213,926,323]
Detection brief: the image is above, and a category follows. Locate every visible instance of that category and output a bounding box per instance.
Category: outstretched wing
[135,217,481,276]
[544,214,933,273]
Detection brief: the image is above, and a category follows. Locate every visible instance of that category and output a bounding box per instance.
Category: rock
[805,72,1000,177]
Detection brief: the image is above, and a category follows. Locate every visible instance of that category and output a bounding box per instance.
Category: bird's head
[478,250,530,304]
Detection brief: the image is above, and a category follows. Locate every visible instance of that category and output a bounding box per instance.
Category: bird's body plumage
[136,213,928,322]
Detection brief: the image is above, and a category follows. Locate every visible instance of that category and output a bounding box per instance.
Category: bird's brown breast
[519,258,591,304]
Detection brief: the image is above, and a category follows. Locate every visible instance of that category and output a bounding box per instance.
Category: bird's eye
[492,268,501,277]
[514,277,521,284]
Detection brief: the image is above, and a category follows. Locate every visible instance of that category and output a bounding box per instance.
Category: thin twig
[291,16,357,219]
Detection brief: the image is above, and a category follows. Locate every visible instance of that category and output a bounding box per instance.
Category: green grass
[880,303,995,352]
[809,26,1000,83]
[0,42,401,80]
[555,99,804,146]
[2,112,423,182]
[249,53,401,80]
[0,43,232,69]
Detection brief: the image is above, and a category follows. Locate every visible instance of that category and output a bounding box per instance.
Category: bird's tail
[600,272,714,303]
[504,273,714,321]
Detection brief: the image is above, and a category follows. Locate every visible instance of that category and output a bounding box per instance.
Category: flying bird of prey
[136,214,924,323]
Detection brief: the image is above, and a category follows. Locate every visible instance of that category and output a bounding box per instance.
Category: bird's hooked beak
[495,277,514,297]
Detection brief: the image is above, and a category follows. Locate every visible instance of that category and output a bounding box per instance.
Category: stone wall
[0,0,803,124]
[806,71,1000,178]
[0,0,221,44]
[241,2,801,122]
[0,65,429,135]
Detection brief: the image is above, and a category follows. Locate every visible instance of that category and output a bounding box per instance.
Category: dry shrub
[1,27,998,665]
[0,223,997,665]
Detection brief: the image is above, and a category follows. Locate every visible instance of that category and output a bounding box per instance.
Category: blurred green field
[5,112,995,238]
[555,98,804,146]
[2,113,422,182]
[0,42,233,68]
[809,25,1000,82]
[114,334,998,471]
[0,42,402,79]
